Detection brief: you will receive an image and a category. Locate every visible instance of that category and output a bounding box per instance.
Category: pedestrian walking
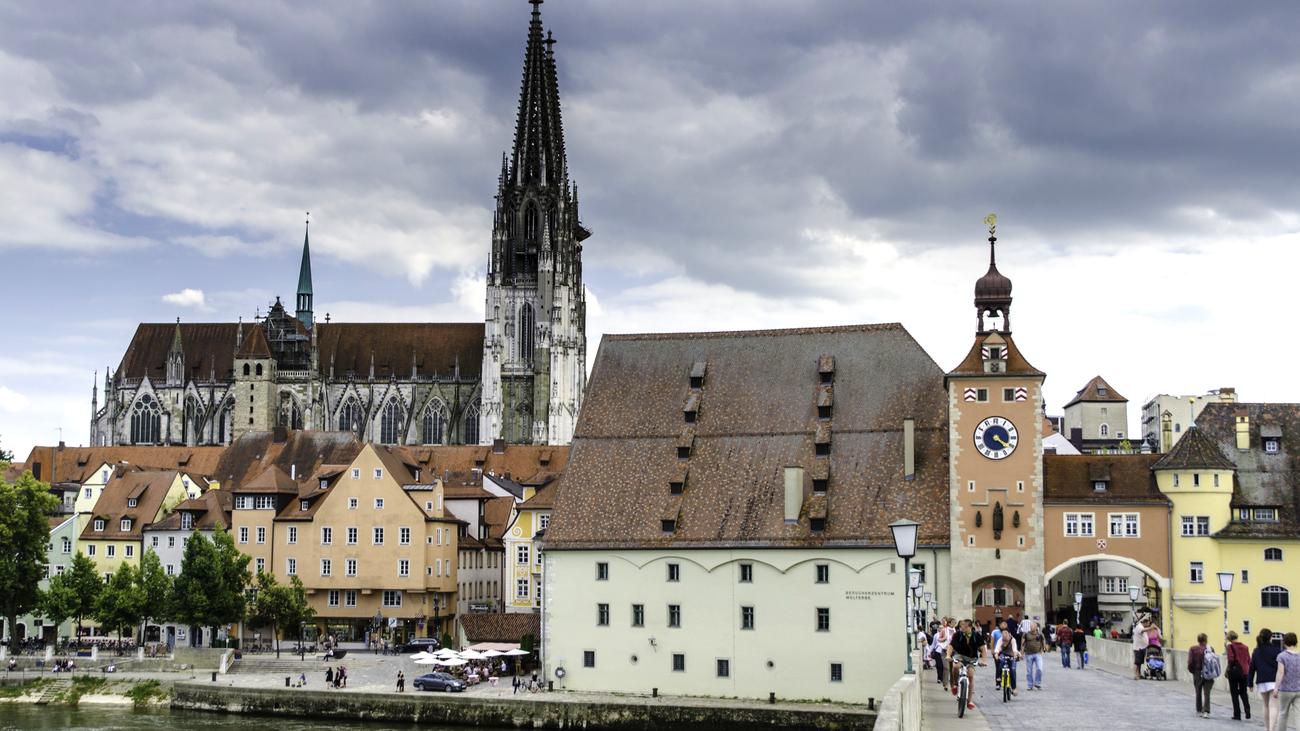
[1224,630,1251,720]
[513,674,521,694]
[341,665,348,687]
[1057,622,1074,668]
[1131,615,1154,680]
[1275,632,1300,731]
[1023,622,1046,690]
[931,618,955,689]
[1188,632,1221,719]
[1250,627,1282,731]
[1073,623,1088,669]
[325,666,334,687]
[1046,622,1056,651]
[397,671,405,692]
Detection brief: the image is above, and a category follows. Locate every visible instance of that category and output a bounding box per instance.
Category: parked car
[401,637,441,653]
[413,672,466,692]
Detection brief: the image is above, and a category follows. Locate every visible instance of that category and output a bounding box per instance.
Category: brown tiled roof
[483,496,516,541]
[149,488,232,531]
[23,446,226,486]
[547,324,950,549]
[239,465,299,493]
[1196,402,1300,539]
[1043,454,1168,505]
[947,332,1043,378]
[235,322,272,359]
[80,470,179,541]
[520,480,558,510]
[1063,375,1127,408]
[391,445,568,489]
[459,613,539,643]
[1152,426,1235,471]
[116,323,241,382]
[210,431,363,489]
[316,323,483,380]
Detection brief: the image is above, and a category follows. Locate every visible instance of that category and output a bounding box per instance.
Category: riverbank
[172,682,876,731]
[0,675,174,707]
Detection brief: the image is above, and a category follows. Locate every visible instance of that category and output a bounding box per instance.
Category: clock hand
[994,435,1011,448]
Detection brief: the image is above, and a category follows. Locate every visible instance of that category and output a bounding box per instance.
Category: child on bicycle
[947,618,988,711]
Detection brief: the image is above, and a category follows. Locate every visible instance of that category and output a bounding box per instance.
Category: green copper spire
[296,214,314,329]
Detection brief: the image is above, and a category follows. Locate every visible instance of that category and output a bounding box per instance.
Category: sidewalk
[918,667,992,730]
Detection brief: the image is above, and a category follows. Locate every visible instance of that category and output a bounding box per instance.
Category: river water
[0,705,478,730]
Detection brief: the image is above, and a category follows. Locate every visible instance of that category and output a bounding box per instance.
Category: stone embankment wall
[874,652,920,731]
[172,683,876,731]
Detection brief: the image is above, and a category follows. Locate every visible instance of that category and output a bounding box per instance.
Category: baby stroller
[1141,644,1166,680]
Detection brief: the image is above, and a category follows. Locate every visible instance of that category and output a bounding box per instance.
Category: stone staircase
[228,656,316,674]
[34,677,71,705]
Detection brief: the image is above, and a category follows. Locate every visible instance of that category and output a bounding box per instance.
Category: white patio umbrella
[409,651,438,661]
[433,648,460,657]
[502,648,530,656]
[435,658,468,667]
[414,657,440,665]
[481,649,504,658]
[458,649,487,660]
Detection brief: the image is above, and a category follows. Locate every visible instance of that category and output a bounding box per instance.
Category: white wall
[543,547,950,703]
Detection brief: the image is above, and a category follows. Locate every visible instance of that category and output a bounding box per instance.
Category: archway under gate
[1043,553,1170,634]
[972,576,1026,629]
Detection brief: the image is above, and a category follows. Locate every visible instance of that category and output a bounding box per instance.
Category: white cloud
[162,288,207,309]
[0,386,30,413]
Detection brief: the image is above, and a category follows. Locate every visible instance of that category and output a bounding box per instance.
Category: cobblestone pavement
[921,652,1280,730]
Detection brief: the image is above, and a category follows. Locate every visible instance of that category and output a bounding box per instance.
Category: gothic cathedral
[90,1,586,449]
[946,221,1047,624]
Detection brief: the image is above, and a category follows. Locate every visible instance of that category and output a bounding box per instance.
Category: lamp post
[890,519,920,675]
[924,592,933,625]
[1217,572,1234,640]
[1073,591,1083,627]
[1128,585,1142,630]
[912,582,924,629]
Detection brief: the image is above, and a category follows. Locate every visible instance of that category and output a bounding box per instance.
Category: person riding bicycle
[993,623,1022,695]
[947,619,988,711]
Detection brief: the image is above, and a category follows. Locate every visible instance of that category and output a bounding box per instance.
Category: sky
[2,0,1300,458]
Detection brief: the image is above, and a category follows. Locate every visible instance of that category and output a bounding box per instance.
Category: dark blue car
[413,672,466,692]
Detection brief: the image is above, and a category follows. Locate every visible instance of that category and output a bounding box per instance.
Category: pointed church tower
[166,318,186,386]
[481,0,589,445]
[297,216,314,329]
[945,217,1047,624]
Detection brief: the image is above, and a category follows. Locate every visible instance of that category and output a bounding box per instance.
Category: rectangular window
[400,527,411,545]
[287,558,297,575]
[351,468,360,479]
[287,526,298,544]
[1241,569,1249,584]
[255,495,275,510]
[328,590,339,607]
[739,563,753,583]
[741,606,754,630]
[632,604,644,627]
[239,527,249,543]
[321,527,333,545]
[668,604,682,628]
[382,590,402,607]
[345,590,357,607]
[672,653,685,672]
[1117,577,1128,592]
[398,559,410,577]
[1065,513,1094,537]
[256,527,266,544]
[516,579,530,599]
[1197,516,1211,536]
[976,388,989,402]
[667,563,680,582]
[168,536,175,548]
[716,659,730,678]
[374,468,383,480]
[1003,387,1016,402]
[830,663,844,682]
[149,537,156,548]
[518,545,530,564]
[1213,474,1220,487]
[1173,474,1181,487]
[300,500,309,511]
[1190,561,1204,583]
[125,545,134,558]
[596,562,609,580]
[1254,508,1279,522]
[348,497,358,510]
[373,527,384,545]
[597,603,609,626]
[583,650,595,668]
[374,497,384,509]
[816,564,830,583]
[321,558,332,576]
[347,527,358,545]
[255,557,265,573]
[346,559,357,576]
[816,607,830,631]
[1103,576,1116,593]
[88,545,95,556]
[1265,439,1280,453]
[166,564,174,575]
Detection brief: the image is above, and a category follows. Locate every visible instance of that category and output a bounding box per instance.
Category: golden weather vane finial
[983,213,997,237]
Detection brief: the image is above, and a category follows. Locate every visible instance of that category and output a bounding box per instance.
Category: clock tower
[946,219,1047,624]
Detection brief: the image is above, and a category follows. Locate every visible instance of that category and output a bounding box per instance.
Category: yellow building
[80,470,191,579]
[1157,404,1300,649]
[267,444,461,643]
[502,481,554,613]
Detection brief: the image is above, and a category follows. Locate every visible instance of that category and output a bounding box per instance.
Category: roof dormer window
[127,498,138,508]
[1093,481,1108,492]
[120,518,132,531]
[94,519,105,531]
[180,512,194,530]
[1264,438,1280,453]
[300,500,310,511]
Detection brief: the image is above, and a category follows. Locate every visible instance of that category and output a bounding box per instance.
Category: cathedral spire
[297,213,314,329]
[511,0,567,190]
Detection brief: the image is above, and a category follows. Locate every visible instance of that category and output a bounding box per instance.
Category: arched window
[1099,424,1110,437]
[242,364,251,376]
[1265,547,1283,561]
[524,204,538,243]
[130,395,162,444]
[338,397,362,435]
[216,399,233,444]
[184,396,203,445]
[255,363,263,377]
[421,400,449,445]
[279,393,303,431]
[1261,585,1290,608]
[518,303,535,365]
[380,399,405,444]
[463,400,480,445]
[506,208,515,240]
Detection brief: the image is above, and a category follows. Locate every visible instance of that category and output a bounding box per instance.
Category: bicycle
[999,656,1013,702]
[954,658,980,718]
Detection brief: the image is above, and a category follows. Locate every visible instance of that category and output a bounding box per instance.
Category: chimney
[1218,387,1237,403]
[290,464,297,480]
[493,438,506,454]
[903,418,916,481]
[1235,411,1250,450]
[783,466,804,524]
[58,441,65,451]
[1161,411,1173,453]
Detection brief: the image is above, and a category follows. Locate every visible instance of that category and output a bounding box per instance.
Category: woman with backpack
[1188,632,1222,719]
[1225,630,1251,720]
[1249,628,1282,731]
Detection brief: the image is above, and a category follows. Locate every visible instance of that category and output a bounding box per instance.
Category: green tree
[95,562,144,641]
[172,528,250,645]
[210,527,252,644]
[136,549,172,641]
[250,572,315,658]
[0,470,60,644]
[41,551,102,639]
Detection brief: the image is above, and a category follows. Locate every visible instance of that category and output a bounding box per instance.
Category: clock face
[974,416,1018,460]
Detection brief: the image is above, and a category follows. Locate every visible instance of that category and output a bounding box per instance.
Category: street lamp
[1073,591,1083,627]
[1217,572,1234,639]
[924,592,933,624]
[1128,585,1142,629]
[890,519,920,675]
[911,582,924,628]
